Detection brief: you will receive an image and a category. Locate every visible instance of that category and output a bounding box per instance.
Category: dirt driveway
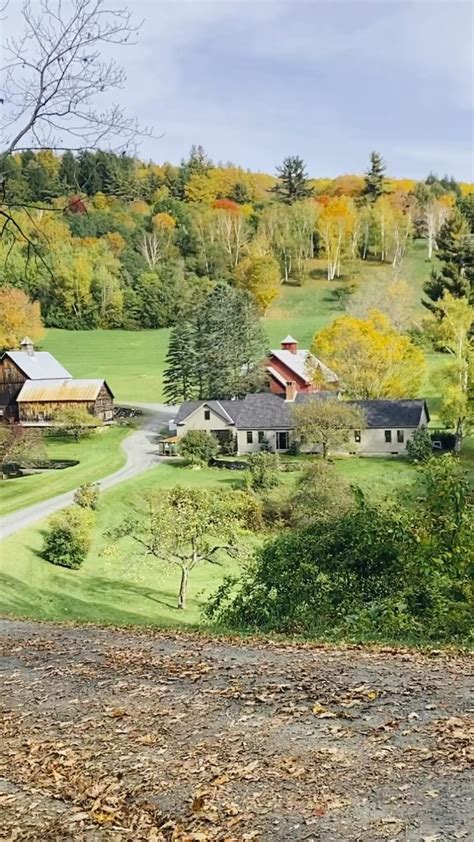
[0,619,472,841]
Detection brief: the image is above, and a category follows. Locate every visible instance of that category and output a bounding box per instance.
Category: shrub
[245,451,280,491]
[73,483,100,510]
[406,425,433,462]
[43,507,94,569]
[179,430,219,465]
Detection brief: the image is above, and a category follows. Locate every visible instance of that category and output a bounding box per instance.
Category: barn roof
[3,350,72,381]
[17,379,112,402]
[268,349,338,385]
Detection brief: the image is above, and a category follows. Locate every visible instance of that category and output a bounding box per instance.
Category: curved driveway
[0,403,177,539]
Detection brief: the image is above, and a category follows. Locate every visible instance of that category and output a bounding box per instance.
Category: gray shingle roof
[349,399,429,428]
[175,399,239,425]
[4,350,72,381]
[176,394,429,431]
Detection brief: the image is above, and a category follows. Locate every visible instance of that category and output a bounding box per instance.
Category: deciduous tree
[293,398,364,458]
[312,311,426,398]
[0,286,44,349]
[109,486,251,609]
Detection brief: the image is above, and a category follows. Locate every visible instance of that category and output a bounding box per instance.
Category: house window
[246,431,253,444]
[204,409,211,420]
[385,430,392,443]
[258,431,265,444]
[276,431,289,450]
[397,430,404,443]
[354,430,361,443]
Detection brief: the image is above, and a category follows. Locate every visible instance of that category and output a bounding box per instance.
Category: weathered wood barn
[0,337,114,425]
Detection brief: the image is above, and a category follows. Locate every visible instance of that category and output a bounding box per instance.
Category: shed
[17,379,114,425]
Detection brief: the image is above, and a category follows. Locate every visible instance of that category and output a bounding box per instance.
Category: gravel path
[1,619,472,840]
[0,404,177,539]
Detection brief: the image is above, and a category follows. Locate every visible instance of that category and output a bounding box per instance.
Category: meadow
[0,456,419,627]
[42,241,432,403]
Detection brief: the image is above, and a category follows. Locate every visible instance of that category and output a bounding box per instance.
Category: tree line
[1,147,472,337]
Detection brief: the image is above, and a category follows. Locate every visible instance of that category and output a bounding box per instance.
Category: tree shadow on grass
[0,570,191,627]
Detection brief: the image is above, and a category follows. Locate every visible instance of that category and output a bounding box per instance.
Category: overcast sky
[3,0,473,179]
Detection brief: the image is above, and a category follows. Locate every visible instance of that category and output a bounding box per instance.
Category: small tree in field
[74,483,100,510]
[293,399,364,458]
[43,506,94,569]
[179,430,219,465]
[406,426,432,463]
[0,425,46,478]
[54,407,101,442]
[246,451,280,491]
[108,487,253,609]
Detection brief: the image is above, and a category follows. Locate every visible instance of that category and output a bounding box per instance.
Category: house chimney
[285,381,297,402]
[281,334,298,355]
[20,336,35,357]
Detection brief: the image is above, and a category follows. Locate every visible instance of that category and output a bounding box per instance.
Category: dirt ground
[0,620,472,841]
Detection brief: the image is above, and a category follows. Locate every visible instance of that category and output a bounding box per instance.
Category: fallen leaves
[0,621,472,840]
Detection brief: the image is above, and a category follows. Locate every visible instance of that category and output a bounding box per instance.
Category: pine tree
[272,156,313,204]
[163,322,197,404]
[59,151,79,192]
[362,151,387,202]
[424,210,474,310]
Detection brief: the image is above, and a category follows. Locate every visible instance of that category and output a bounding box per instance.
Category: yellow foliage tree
[317,196,357,279]
[234,254,281,313]
[152,211,176,230]
[312,310,426,398]
[0,287,44,349]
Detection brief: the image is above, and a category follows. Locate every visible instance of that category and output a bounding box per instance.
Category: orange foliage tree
[0,287,44,350]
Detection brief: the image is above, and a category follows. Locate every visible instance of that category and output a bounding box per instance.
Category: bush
[179,430,219,465]
[73,483,100,510]
[43,506,94,569]
[406,426,432,463]
[207,479,473,645]
[245,451,280,491]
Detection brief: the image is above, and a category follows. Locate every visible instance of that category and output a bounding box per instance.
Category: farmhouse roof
[17,378,112,402]
[175,399,239,426]
[176,394,429,432]
[281,334,297,344]
[349,399,429,428]
[4,350,72,381]
[269,348,338,385]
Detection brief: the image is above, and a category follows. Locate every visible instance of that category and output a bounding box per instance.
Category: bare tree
[2,0,145,155]
[1,0,150,252]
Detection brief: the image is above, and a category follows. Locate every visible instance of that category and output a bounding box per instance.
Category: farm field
[0,456,419,628]
[43,242,433,403]
[0,426,128,515]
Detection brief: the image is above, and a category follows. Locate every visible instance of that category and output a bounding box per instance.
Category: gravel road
[1,619,472,840]
[0,404,177,539]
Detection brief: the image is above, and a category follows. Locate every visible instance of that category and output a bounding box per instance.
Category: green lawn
[0,426,129,515]
[42,241,436,403]
[0,456,419,628]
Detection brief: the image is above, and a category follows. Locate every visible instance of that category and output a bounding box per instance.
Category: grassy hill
[43,241,434,403]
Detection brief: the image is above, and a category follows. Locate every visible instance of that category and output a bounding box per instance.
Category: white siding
[237,429,291,454]
[344,427,419,455]
[177,405,233,437]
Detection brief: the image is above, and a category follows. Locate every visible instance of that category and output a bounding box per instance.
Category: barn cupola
[281,335,298,355]
[20,336,35,357]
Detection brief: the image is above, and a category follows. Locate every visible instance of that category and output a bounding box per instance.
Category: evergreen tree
[59,151,79,192]
[362,151,387,202]
[424,210,474,310]
[163,322,197,403]
[272,156,313,204]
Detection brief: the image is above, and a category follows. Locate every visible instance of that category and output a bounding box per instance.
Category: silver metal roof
[5,350,72,381]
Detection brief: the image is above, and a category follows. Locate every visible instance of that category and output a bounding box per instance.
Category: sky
[2,0,474,179]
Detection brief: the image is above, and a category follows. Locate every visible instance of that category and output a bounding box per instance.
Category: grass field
[42,241,434,402]
[0,456,419,627]
[0,426,128,515]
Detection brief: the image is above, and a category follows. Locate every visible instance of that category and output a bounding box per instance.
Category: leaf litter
[0,619,472,840]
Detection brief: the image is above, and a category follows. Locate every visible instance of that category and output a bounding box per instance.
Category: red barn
[266,335,339,396]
